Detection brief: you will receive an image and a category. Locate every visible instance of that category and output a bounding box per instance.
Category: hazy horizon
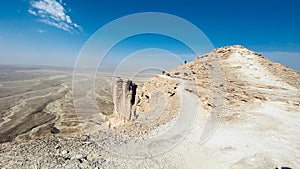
[1,49,300,72]
[1,0,299,71]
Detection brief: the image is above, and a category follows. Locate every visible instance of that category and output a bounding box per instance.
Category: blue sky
[0,0,299,70]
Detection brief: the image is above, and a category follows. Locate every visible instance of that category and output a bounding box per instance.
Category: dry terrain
[0,45,299,168]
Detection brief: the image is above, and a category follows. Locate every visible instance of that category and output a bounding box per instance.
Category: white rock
[61,150,69,155]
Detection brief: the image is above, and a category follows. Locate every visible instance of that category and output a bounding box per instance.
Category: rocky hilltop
[0,45,299,168]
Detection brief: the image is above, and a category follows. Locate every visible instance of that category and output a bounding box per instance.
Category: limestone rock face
[111,74,180,135]
[111,74,180,134]
[113,78,137,121]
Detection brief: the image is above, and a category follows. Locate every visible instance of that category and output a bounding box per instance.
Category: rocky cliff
[1,45,299,169]
[113,79,137,121]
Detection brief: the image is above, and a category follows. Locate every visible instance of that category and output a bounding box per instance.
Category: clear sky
[0,0,299,70]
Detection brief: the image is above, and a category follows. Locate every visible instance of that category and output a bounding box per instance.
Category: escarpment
[111,74,180,134]
[113,79,138,121]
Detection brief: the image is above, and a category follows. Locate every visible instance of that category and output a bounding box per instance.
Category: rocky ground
[0,45,299,168]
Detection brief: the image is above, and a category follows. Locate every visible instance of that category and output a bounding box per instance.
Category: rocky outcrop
[113,79,137,121]
[1,45,300,168]
[111,75,180,136]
